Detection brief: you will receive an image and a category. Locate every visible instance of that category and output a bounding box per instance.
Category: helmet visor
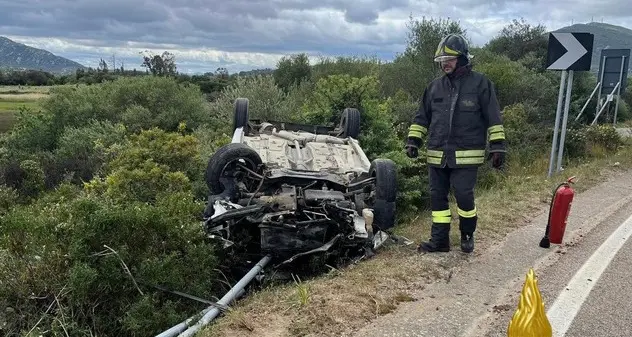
[434,55,457,63]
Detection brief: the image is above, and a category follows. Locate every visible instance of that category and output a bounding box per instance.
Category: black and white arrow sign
[546,32,594,71]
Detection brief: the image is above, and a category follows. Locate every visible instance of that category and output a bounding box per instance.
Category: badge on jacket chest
[461,99,475,108]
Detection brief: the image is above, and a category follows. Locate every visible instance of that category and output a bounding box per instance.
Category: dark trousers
[428,166,478,246]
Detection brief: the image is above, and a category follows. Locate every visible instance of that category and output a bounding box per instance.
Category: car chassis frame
[201,98,401,270]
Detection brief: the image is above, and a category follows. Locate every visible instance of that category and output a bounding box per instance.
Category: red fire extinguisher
[539,176,576,248]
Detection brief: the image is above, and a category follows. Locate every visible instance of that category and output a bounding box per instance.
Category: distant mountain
[553,22,632,73]
[0,36,85,74]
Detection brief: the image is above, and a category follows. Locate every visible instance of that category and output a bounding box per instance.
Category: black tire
[233,98,249,133]
[339,108,360,139]
[205,142,263,194]
[369,159,397,202]
[369,159,398,231]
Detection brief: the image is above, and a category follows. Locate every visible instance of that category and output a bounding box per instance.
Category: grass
[0,85,52,133]
[196,141,632,337]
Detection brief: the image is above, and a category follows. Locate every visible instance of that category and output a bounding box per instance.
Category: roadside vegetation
[1,17,631,337]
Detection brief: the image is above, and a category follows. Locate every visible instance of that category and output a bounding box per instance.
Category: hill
[553,22,632,73]
[0,36,85,74]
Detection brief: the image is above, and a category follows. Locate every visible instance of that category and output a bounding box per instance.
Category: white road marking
[547,213,632,336]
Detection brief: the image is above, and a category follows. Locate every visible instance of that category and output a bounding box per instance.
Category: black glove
[405,137,421,158]
[406,144,418,158]
[489,152,505,170]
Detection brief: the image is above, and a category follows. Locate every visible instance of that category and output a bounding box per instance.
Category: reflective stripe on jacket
[408,67,506,168]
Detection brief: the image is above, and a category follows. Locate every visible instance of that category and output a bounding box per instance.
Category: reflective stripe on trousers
[426,149,486,166]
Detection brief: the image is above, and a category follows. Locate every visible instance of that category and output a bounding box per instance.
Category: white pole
[556,70,574,173]
[548,70,568,178]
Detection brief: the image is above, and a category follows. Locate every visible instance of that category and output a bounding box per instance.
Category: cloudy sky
[1,0,631,74]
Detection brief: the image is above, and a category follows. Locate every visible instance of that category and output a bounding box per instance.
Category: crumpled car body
[202,98,399,270]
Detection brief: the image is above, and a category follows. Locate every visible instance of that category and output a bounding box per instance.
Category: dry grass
[0,85,63,94]
[195,142,632,337]
[0,93,48,101]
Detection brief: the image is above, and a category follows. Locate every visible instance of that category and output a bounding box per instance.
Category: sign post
[545,32,594,178]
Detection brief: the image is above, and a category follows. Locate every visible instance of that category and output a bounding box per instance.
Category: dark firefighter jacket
[408,66,506,168]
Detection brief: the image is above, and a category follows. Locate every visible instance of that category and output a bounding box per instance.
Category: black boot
[460,232,474,253]
[418,223,450,253]
[418,239,450,252]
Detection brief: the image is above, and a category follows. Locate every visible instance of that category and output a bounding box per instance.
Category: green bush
[1,77,213,198]
[0,187,218,336]
[502,103,549,165]
[560,127,589,159]
[557,124,623,161]
[208,75,308,129]
[40,76,209,140]
[584,124,624,153]
[85,128,204,203]
[54,120,127,184]
[473,50,557,116]
[0,184,18,214]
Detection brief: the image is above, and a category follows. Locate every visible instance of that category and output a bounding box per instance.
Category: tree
[273,53,312,91]
[403,16,468,65]
[98,58,109,73]
[485,18,548,70]
[379,17,467,98]
[215,67,229,79]
[140,51,177,76]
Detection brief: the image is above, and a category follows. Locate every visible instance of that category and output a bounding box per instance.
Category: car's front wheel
[205,142,263,196]
[368,158,397,232]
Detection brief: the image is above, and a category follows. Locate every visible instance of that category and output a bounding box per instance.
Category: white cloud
[0,0,631,73]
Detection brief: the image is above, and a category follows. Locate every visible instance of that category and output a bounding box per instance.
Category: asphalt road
[562,209,632,337]
[349,169,632,337]
[480,198,632,337]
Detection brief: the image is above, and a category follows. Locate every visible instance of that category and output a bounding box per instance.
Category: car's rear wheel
[233,98,249,133]
[205,142,263,195]
[339,108,360,139]
[368,158,397,232]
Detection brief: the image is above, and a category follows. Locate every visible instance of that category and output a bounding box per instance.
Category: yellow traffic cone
[507,268,552,337]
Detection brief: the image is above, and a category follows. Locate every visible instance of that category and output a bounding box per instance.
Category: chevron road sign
[546,32,594,178]
[546,32,594,71]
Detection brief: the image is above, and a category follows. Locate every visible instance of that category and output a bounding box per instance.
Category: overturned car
[202,98,400,271]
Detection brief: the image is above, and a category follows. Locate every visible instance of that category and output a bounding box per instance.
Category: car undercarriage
[202,98,405,275]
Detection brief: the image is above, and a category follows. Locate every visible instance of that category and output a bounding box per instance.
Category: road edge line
[547,212,632,336]
[463,178,632,337]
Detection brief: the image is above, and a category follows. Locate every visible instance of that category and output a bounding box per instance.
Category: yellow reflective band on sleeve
[457,207,477,218]
[409,124,427,134]
[455,149,485,165]
[426,149,443,165]
[488,125,506,141]
[408,124,427,139]
[432,209,452,224]
[408,130,423,138]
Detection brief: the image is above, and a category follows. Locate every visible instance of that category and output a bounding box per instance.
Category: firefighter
[405,33,506,253]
